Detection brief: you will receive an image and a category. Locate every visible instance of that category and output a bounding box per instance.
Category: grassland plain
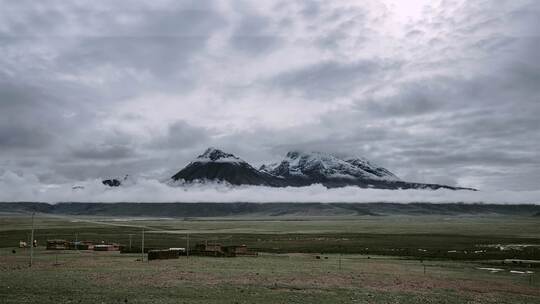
[1,214,539,303]
[1,214,539,259]
[1,249,539,303]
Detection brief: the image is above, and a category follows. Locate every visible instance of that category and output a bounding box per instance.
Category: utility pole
[29,212,35,267]
[128,234,134,250]
[186,233,190,259]
[141,228,145,262]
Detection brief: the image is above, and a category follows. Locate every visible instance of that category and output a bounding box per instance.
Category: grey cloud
[299,1,321,18]
[151,120,210,149]
[229,12,282,55]
[0,0,226,37]
[472,36,516,53]
[0,123,54,149]
[292,1,374,51]
[361,82,446,117]
[0,0,539,191]
[399,148,536,167]
[0,1,228,96]
[70,144,136,160]
[0,81,90,151]
[54,157,165,181]
[230,36,281,55]
[62,37,207,77]
[268,59,399,99]
[133,8,227,37]
[406,30,424,38]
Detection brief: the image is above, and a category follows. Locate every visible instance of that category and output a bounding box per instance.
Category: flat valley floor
[1,214,539,303]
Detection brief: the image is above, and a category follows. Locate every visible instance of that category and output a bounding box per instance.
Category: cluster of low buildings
[148,243,257,260]
[41,239,256,260]
[190,243,257,257]
[45,240,120,251]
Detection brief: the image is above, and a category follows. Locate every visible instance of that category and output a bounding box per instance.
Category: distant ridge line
[1,202,538,217]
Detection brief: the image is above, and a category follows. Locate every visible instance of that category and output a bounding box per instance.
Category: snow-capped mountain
[170,148,476,191]
[170,148,285,186]
[260,151,399,181]
[194,148,243,163]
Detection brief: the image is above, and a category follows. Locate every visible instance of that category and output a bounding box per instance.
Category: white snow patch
[193,147,245,163]
[509,270,534,274]
[191,158,243,164]
[477,267,503,273]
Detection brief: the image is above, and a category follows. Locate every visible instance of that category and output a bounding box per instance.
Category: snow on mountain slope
[343,157,399,180]
[193,147,244,163]
[260,151,400,181]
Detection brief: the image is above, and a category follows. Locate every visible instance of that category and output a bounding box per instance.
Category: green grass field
[2,214,539,259]
[1,214,539,303]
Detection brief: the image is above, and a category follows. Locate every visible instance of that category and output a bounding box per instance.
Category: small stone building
[46,239,69,250]
[148,249,181,260]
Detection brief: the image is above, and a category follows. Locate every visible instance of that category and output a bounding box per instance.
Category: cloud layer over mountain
[1,0,539,191]
[0,171,538,204]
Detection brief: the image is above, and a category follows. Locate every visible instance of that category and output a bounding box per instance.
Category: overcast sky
[1,0,539,191]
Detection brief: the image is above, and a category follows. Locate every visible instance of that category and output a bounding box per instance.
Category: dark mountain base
[1,202,538,217]
[172,162,286,186]
[281,177,476,190]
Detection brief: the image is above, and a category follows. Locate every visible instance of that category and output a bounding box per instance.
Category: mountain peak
[265,150,400,181]
[196,147,243,163]
[171,147,284,186]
